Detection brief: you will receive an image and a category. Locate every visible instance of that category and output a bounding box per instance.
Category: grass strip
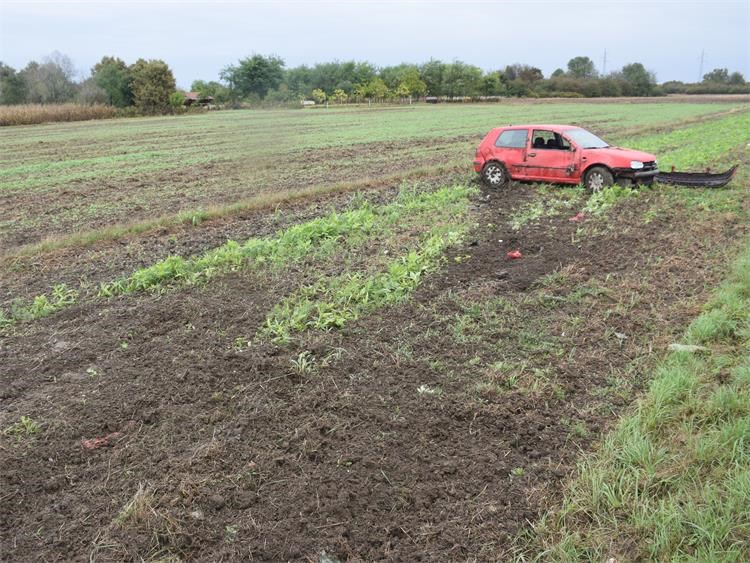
[520,242,750,561]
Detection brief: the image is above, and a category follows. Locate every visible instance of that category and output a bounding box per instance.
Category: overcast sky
[1,0,748,88]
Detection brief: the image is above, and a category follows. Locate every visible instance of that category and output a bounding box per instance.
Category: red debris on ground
[81,420,137,450]
[569,212,586,222]
[506,250,523,259]
[82,432,121,450]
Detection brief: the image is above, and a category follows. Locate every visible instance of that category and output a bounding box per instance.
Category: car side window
[495,129,528,148]
[532,130,571,150]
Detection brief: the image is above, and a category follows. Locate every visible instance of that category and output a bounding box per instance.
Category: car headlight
[630,160,644,169]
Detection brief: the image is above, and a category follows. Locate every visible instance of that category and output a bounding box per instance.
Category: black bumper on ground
[612,167,660,182]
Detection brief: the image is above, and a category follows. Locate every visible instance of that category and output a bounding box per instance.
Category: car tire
[481,161,509,189]
[584,166,614,193]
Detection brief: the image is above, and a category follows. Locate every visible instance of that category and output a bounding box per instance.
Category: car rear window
[495,129,527,149]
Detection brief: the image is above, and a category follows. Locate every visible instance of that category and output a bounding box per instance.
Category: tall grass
[0,103,116,126]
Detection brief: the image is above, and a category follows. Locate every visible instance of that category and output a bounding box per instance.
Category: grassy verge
[520,241,750,561]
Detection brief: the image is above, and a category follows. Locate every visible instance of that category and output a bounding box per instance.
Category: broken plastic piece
[506,250,522,259]
[569,212,586,222]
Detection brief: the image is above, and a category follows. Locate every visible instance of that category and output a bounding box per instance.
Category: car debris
[656,164,738,188]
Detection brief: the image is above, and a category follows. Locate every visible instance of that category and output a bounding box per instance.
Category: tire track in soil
[1,182,746,561]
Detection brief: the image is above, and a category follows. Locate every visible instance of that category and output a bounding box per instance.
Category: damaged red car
[474,124,658,191]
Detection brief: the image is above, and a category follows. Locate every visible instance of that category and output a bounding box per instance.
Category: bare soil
[2,178,746,561]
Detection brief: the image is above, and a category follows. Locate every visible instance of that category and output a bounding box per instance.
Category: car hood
[597,146,657,162]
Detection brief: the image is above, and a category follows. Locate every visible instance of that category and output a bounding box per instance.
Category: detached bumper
[612,168,659,183]
[656,165,738,188]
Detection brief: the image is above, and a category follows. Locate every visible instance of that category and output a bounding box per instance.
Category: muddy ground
[2,175,747,561]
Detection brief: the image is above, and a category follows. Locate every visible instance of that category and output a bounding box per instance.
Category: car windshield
[564,128,610,149]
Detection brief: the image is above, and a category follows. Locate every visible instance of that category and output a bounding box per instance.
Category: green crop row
[98,184,476,297]
[0,284,77,328]
[0,184,477,331]
[261,226,468,343]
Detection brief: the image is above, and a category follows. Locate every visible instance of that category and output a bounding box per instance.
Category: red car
[474,124,658,191]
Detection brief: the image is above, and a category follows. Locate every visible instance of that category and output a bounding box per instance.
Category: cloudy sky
[1,0,748,88]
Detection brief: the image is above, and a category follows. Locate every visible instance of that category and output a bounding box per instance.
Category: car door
[490,128,530,179]
[523,129,577,182]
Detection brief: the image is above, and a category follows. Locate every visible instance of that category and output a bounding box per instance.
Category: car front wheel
[481,161,508,188]
[584,166,614,193]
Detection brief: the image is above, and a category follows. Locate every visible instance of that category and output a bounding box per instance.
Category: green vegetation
[1,184,475,331]
[4,415,41,439]
[583,184,638,216]
[619,111,750,169]
[261,226,467,343]
[98,185,474,297]
[0,284,77,328]
[523,241,750,561]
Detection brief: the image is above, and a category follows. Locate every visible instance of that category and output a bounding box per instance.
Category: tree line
[1,52,747,112]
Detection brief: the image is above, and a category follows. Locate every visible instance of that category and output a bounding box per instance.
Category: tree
[442,61,483,97]
[480,72,509,96]
[551,68,565,78]
[728,71,746,85]
[129,59,176,114]
[0,62,27,104]
[22,52,77,103]
[703,67,729,83]
[419,59,445,96]
[311,88,327,104]
[393,83,410,99]
[396,66,427,98]
[190,80,231,103]
[221,54,285,99]
[76,77,108,105]
[169,91,186,109]
[356,77,389,100]
[504,64,543,85]
[331,88,348,103]
[368,77,390,100]
[92,56,132,107]
[620,62,656,96]
[567,56,597,79]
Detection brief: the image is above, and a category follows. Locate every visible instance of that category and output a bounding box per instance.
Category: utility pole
[602,49,607,75]
[698,49,705,82]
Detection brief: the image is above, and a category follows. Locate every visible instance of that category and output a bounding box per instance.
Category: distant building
[183,92,214,106]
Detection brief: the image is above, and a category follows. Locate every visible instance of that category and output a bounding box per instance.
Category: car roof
[493,124,582,133]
